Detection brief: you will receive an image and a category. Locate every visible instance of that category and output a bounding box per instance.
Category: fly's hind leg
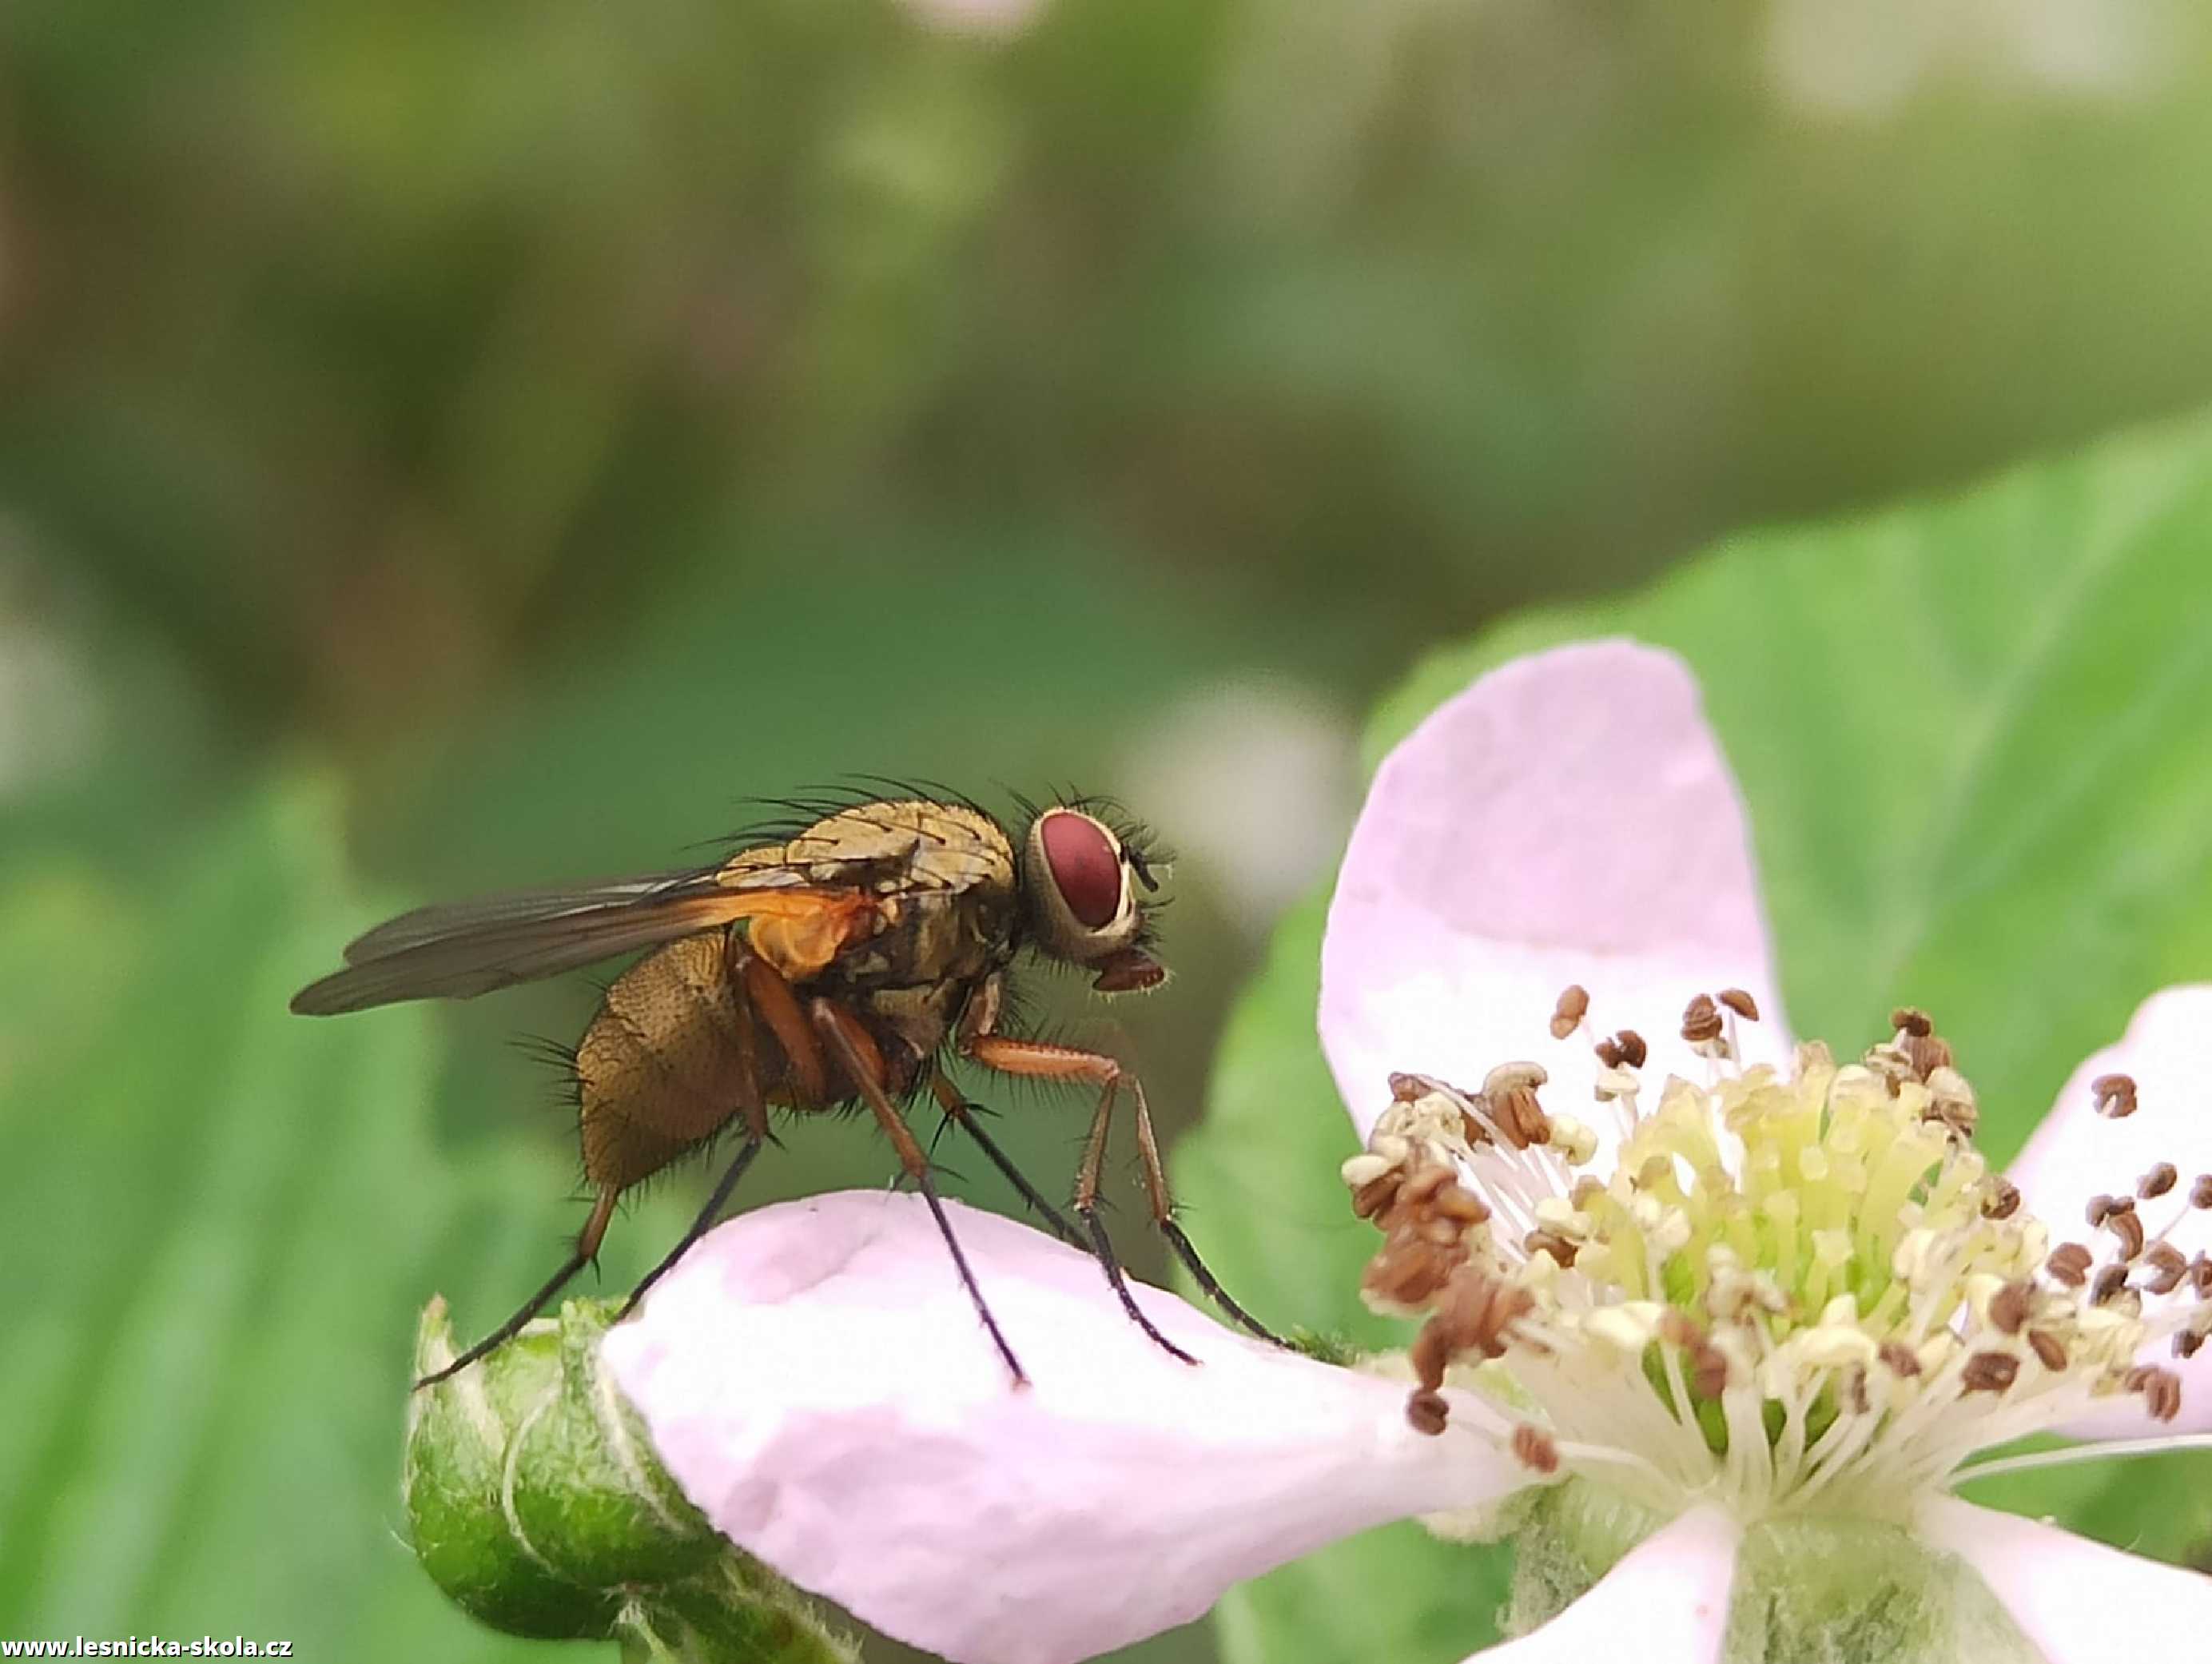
[963,1035,1284,1352]
[813,999,1029,1387]
[416,1186,619,1390]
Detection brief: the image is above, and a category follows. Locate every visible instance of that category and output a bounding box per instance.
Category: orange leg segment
[964,1034,1283,1351]
[730,931,831,1107]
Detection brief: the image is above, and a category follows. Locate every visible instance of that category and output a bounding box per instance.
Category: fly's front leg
[965,1033,1285,1350]
[961,1034,1196,1364]
[814,997,1029,1387]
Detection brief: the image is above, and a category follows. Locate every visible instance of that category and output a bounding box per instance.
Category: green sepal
[1503,1480,2041,1663]
[402,1297,858,1662]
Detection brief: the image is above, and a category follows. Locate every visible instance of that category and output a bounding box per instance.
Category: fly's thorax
[830,884,1019,991]
[831,886,1019,1065]
[854,981,969,1076]
[722,799,1017,897]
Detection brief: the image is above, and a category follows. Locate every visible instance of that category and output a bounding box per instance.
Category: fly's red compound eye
[1039,810,1123,928]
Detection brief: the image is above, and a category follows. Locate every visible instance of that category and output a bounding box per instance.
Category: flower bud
[403,1296,855,1662]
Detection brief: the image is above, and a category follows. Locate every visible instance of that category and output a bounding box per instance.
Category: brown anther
[1488,1083,1551,1151]
[1844,1365,1871,1415]
[1878,1340,1923,1378]
[1524,1229,1579,1268]
[1616,1029,1649,1069]
[1961,1352,2020,1393]
[1661,1313,1732,1396]
[1717,988,1760,1021]
[2178,1330,2206,1361]
[2106,1208,2146,1261]
[1419,1266,1535,1370]
[2135,1367,2184,1423]
[1363,1239,1462,1307]
[1903,1030,1954,1080]
[2142,1242,2189,1296]
[2026,1329,2069,1372]
[1593,1037,1622,1069]
[1987,1281,2032,1336]
[2045,1243,2094,1287]
[1432,1184,1492,1225]
[1864,1045,1914,1093]
[2139,1163,2179,1201]
[1351,1173,1402,1221]
[1406,1389,1450,1436]
[2091,1264,2131,1306]
[1681,994,1724,1046]
[1510,1423,1561,1475]
[1459,1108,1492,1148]
[1550,984,1590,1040]
[1691,1344,1731,1399]
[1410,1322,1454,1391]
[1981,1178,2022,1221]
[2091,1073,2138,1119]
[1401,1165,1455,1208]
[1891,1006,1934,1037]
[2086,1195,2119,1228]
[2192,1255,2212,1298]
[2192,1174,2212,1209]
[1924,1069,1979,1140]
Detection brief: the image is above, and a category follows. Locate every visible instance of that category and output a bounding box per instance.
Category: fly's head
[1017,805,1167,993]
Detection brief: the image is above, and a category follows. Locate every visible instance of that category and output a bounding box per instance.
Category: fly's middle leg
[812,997,1030,1387]
[925,1069,1085,1249]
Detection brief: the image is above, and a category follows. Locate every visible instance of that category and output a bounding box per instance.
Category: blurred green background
[7,0,2212,1659]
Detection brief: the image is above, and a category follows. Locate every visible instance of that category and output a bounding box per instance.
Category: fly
[291,791,1279,1387]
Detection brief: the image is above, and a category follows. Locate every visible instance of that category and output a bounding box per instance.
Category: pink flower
[604,642,2212,1663]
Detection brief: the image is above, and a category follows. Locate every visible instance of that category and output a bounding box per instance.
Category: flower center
[1345,993,2212,1521]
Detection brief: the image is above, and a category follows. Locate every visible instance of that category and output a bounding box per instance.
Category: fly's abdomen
[575,933,755,1189]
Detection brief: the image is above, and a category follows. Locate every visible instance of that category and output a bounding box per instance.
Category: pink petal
[2003,985,2212,1435]
[1461,1507,1740,1663]
[1322,641,1792,1142]
[603,1192,1528,1664]
[1920,1497,2212,1662]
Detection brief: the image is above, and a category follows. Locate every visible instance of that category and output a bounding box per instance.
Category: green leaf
[0,782,699,1661]
[1177,411,2212,1661]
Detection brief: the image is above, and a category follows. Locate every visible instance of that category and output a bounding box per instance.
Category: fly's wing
[290,869,876,1015]
[338,876,694,963]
